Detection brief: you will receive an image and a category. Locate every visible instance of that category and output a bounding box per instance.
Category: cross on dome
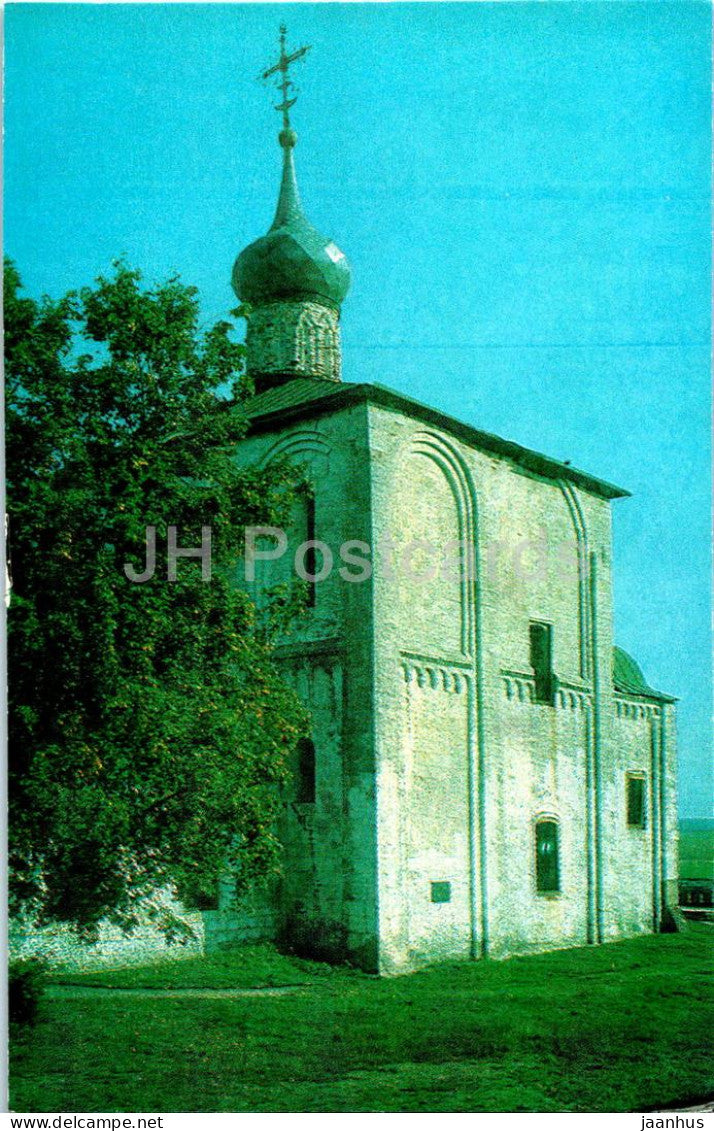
[260,24,312,138]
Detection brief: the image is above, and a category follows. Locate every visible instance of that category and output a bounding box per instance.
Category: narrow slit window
[535,819,560,893]
[626,774,646,829]
[530,621,554,705]
[305,492,316,608]
[296,737,316,804]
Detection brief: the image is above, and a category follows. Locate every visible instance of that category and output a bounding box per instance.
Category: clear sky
[5,1,712,816]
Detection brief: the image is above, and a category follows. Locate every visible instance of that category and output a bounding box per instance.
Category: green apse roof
[232,129,351,310]
[613,646,675,702]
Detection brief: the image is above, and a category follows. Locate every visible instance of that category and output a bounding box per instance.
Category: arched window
[296,737,316,804]
[296,308,334,378]
[535,819,560,893]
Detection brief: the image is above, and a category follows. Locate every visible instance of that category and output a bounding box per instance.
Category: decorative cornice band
[615,696,662,720]
[500,669,593,711]
[401,654,473,695]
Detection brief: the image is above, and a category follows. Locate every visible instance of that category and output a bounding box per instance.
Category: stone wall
[237,403,380,968]
[9,907,205,971]
[364,402,675,970]
[603,697,679,937]
[10,891,277,970]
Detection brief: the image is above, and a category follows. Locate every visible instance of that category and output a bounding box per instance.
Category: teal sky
[4,2,711,816]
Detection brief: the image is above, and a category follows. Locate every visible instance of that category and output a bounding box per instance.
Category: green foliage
[5,257,308,935]
[9,959,46,1026]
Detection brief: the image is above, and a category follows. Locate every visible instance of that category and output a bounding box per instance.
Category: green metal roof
[245,377,630,502]
[232,135,351,310]
[246,376,344,419]
[613,646,675,702]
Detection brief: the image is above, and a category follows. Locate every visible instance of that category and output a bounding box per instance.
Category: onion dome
[232,128,351,311]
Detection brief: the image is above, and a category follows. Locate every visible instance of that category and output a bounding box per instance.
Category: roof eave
[247,381,631,502]
[614,685,678,704]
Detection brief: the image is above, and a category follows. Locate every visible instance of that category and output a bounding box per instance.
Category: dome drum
[246,300,342,385]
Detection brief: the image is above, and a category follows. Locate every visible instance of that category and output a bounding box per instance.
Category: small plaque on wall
[430,881,451,904]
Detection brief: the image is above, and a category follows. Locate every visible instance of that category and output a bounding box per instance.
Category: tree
[5,258,308,938]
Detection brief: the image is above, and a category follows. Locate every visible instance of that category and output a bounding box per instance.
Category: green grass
[11,927,714,1113]
[46,943,350,990]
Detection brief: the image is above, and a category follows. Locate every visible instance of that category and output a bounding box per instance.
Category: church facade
[230,88,680,974]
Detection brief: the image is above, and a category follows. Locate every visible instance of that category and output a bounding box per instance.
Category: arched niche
[396,431,476,659]
[248,430,332,604]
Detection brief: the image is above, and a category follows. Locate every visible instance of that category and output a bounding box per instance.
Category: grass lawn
[10,926,714,1113]
[45,944,354,991]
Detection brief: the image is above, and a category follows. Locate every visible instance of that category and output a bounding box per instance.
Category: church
[228,32,680,974]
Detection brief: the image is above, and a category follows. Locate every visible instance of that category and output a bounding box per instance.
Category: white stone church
[228,85,679,973]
